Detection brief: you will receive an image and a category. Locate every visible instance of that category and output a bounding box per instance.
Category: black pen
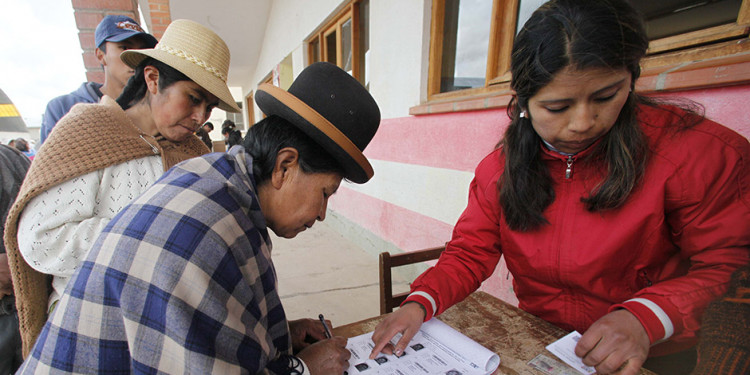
[318,314,332,339]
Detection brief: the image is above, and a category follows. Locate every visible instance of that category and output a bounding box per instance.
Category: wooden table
[333,291,656,375]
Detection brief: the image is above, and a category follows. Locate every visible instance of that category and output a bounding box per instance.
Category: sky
[0,0,86,130]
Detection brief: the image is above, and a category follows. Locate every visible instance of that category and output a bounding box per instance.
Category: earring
[519,111,527,118]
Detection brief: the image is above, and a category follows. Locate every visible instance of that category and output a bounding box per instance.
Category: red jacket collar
[538,136,605,162]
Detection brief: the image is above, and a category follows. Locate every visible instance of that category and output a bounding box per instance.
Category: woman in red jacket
[370,1,750,374]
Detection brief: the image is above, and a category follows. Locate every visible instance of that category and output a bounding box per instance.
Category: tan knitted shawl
[3,97,209,357]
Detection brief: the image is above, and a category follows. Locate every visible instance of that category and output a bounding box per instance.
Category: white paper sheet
[545,331,596,375]
[345,318,500,375]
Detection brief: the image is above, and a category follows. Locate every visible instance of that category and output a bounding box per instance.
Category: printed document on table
[345,318,500,375]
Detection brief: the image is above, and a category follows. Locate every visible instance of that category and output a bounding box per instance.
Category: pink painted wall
[654,85,750,136]
[330,108,510,251]
[331,83,750,305]
[365,109,510,173]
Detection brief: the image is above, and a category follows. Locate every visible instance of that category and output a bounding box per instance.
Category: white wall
[241,0,347,123]
[244,0,430,121]
[368,0,430,119]
[249,0,346,88]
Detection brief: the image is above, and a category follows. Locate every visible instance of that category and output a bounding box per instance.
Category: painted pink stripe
[363,85,750,174]
[329,186,454,251]
[365,109,511,172]
[651,86,750,138]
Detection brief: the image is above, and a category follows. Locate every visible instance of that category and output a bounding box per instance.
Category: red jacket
[406,104,750,356]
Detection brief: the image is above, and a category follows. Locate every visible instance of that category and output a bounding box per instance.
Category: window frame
[428,0,516,100]
[306,0,365,83]
[422,0,750,109]
[258,73,273,119]
[643,0,750,70]
[245,91,254,125]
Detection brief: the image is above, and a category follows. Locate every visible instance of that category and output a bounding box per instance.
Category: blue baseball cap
[94,15,157,49]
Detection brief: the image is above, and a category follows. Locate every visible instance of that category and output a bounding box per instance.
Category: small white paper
[545,331,596,375]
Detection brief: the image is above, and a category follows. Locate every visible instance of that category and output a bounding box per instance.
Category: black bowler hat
[255,62,381,183]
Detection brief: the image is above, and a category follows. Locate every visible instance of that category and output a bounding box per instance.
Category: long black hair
[500,0,651,231]
[116,57,191,110]
[243,115,345,184]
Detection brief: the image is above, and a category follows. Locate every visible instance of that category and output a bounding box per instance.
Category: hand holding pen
[319,314,333,339]
[296,315,351,374]
[288,317,332,353]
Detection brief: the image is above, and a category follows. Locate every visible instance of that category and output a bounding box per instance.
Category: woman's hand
[289,318,330,353]
[369,302,426,359]
[575,309,650,375]
[296,336,350,374]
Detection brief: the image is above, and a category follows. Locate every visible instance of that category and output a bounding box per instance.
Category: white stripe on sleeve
[409,291,437,315]
[626,298,674,342]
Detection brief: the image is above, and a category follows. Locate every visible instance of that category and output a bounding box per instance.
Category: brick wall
[147,0,171,39]
[70,0,171,83]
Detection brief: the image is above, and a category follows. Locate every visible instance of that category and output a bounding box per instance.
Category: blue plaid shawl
[19,147,292,374]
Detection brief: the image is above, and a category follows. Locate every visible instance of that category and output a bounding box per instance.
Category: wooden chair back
[212,140,226,152]
[379,246,445,314]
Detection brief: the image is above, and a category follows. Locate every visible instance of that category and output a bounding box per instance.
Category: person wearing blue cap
[39,15,157,145]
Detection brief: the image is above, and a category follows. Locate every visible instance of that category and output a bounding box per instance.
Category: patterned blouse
[18,156,163,308]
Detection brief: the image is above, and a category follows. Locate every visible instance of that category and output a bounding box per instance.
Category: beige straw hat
[121,19,240,113]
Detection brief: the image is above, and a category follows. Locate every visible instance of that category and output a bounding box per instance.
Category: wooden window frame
[258,73,273,119]
[642,0,750,71]
[428,0,517,101]
[307,35,321,66]
[306,0,364,83]
[419,0,750,113]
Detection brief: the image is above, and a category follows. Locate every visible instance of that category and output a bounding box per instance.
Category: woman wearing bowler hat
[6,19,239,359]
[17,62,381,375]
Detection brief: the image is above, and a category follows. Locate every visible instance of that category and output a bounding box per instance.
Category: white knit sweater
[17,155,163,308]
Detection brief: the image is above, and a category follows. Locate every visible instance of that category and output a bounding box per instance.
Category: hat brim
[106,32,158,48]
[255,83,373,183]
[121,49,240,113]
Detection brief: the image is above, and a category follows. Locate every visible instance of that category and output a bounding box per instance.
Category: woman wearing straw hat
[16,62,380,374]
[5,19,240,359]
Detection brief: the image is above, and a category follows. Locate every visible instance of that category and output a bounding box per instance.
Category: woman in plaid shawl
[6,19,235,359]
[18,62,380,374]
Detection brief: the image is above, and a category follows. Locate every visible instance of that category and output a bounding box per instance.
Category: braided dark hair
[243,115,345,185]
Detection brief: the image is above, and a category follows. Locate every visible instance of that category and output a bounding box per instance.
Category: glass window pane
[325,31,337,63]
[628,0,742,40]
[516,0,547,34]
[311,38,320,63]
[342,18,353,73]
[279,53,294,90]
[359,0,370,88]
[440,0,493,93]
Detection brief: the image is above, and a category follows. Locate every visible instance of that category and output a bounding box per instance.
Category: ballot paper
[345,318,500,375]
[545,331,596,375]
